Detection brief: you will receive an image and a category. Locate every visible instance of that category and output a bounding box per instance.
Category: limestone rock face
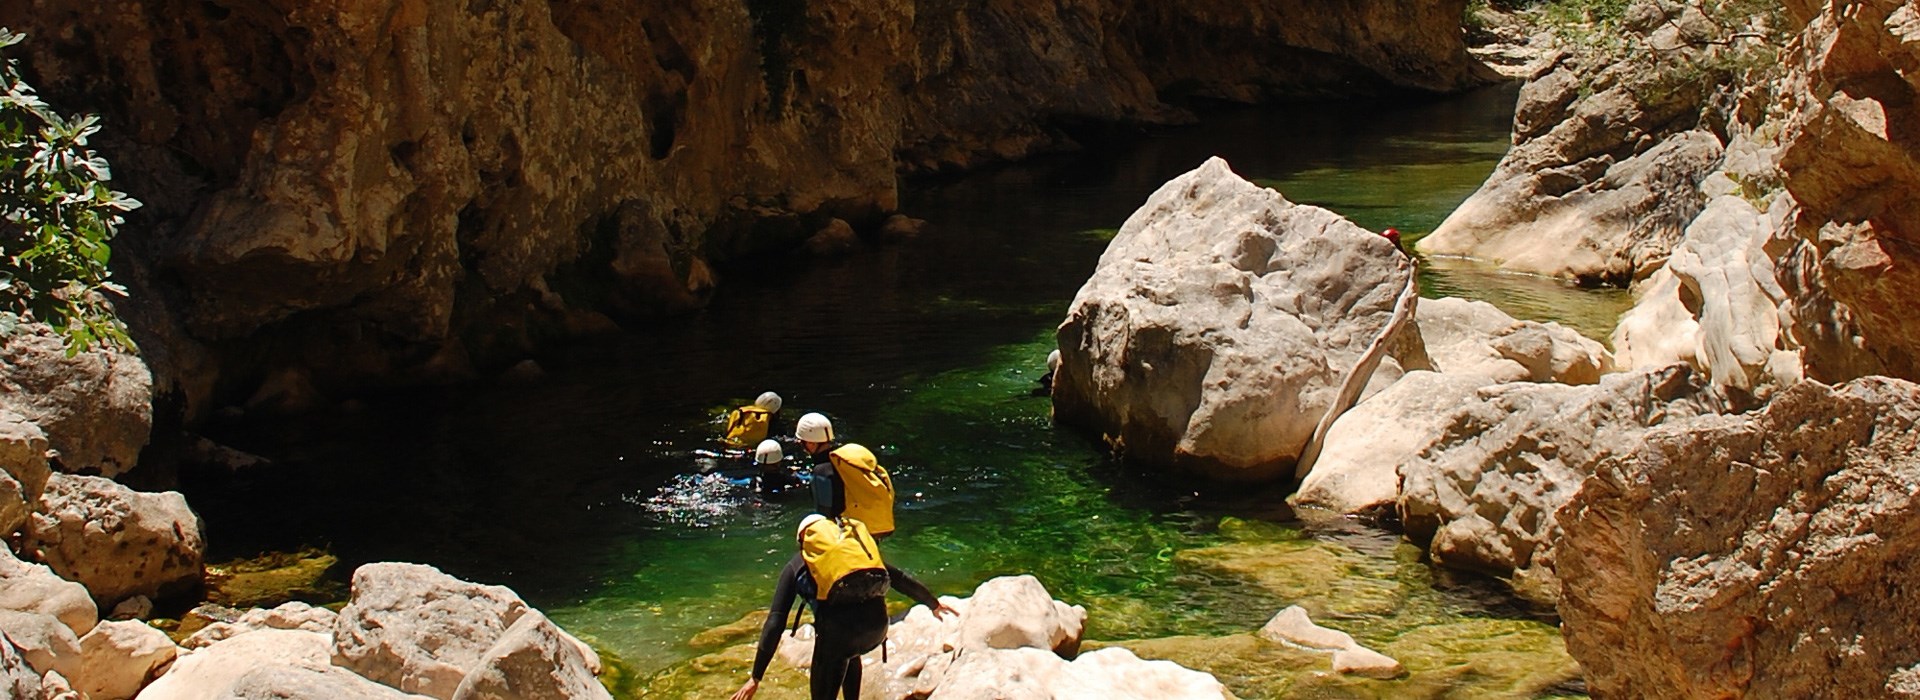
[0,329,151,477]
[0,545,97,638]
[24,474,206,606]
[1054,157,1415,480]
[1774,0,1920,382]
[1557,378,1920,699]
[1419,48,1725,285]
[332,563,601,700]
[1612,192,1805,397]
[4,0,1488,394]
[1394,365,1720,602]
[139,629,429,700]
[952,575,1087,656]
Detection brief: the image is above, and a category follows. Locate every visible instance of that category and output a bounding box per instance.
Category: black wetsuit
[802,443,844,518]
[751,554,940,700]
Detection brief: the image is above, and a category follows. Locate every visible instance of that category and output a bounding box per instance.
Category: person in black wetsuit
[729,515,959,700]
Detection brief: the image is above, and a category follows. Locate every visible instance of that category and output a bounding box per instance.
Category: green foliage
[0,28,138,354]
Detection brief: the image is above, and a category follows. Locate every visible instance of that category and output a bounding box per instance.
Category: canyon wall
[0,0,1488,418]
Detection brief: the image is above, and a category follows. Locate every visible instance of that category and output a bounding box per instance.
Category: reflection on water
[186,82,1603,692]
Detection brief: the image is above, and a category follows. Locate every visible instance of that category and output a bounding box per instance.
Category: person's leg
[840,654,863,699]
[810,645,852,700]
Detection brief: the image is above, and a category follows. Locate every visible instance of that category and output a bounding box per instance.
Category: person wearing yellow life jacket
[730,515,958,700]
[794,413,899,538]
[722,392,786,449]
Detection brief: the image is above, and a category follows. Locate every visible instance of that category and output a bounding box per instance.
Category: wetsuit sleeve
[752,555,807,681]
[811,459,844,517]
[885,564,941,610]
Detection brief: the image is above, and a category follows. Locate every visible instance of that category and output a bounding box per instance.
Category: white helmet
[754,439,784,465]
[755,391,783,413]
[796,513,827,546]
[1047,349,1062,372]
[795,412,834,443]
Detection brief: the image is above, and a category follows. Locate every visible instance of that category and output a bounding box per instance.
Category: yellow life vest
[722,405,771,448]
[799,517,889,604]
[828,444,896,536]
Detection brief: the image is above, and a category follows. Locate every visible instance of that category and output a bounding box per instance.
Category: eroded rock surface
[1558,378,1920,699]
[24,474,205,607]
[0,329,151,477]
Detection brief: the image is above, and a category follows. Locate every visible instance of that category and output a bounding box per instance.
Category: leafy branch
[0,28,139,354]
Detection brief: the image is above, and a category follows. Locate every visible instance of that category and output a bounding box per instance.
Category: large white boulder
[25,474,205,606]
[1558,377,1920,699]
[0,544,96,638]
[77,620,178,700]
[137,629,427,700]
[332,563,602,700]
[1054,157,1415,480]
[953,575,1085,656]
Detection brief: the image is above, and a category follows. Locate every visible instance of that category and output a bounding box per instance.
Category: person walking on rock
[730,514,958,700]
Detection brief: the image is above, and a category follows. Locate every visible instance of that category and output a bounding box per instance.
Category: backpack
[798,517,890,606]
[827,444,895,536]
[722,405,772,448]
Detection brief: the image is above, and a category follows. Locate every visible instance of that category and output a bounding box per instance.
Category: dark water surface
[189,83,1613,690]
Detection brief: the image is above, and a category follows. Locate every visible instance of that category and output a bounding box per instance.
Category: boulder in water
[1054,157,1415,480]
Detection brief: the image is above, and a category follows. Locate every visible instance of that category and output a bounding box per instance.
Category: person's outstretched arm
[735,555,808,700]
[887,565,960,619]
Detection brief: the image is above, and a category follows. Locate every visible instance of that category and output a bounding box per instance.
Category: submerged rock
[1558,378,1920,699]
[1055,157,1416,480]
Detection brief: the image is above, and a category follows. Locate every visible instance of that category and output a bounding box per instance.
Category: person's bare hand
[932,603,960,620]
[730,678,760,700]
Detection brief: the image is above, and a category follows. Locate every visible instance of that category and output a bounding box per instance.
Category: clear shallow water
[187,82,1611,692]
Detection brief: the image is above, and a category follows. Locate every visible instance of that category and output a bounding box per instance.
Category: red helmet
[1381,227,1401,243]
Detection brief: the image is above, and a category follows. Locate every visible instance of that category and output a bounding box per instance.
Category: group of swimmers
[716,392,960,700]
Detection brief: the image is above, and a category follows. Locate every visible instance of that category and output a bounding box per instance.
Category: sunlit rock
[76,620,178,700]
[1414,297,1611,384]
[0,610,82,686]
[1395,365,1720,603]
[1293,371,1493,516]
[1558,378,1920,699]
[0,327,151,477]
[0,408,50,539]
[1055,157,1416,480]
[24,474,205,607]
[139,629,428,700]
[185,602,339,649]
[1613,189,1803,398]
[332,563,602,700]
[451,610,611,700]
[1,636,39,700]
[0,545,96,638]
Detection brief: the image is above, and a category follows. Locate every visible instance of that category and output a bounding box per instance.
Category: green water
[188,83,1610,697]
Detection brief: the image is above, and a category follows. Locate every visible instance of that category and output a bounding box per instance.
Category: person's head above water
[754,439,784,466]
[755,391,783,413]
[795,412,834,445]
